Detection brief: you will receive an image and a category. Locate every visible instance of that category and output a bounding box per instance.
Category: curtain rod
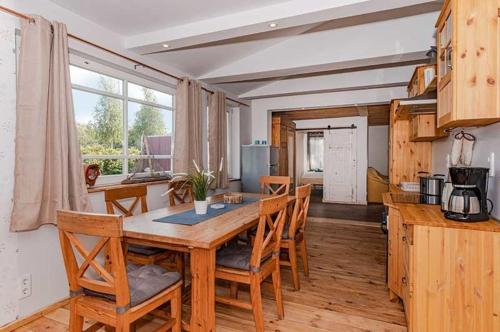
[0,5,249,108]
[296,124,357,131]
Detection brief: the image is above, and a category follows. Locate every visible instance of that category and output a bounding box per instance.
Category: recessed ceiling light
[268,22,278,28]
[162,44,169,48]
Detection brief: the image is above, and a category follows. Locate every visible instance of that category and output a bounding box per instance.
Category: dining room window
[307,131,324,171]
[70,62,174,184]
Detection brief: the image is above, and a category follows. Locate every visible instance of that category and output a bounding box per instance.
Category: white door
[323,129,357,203]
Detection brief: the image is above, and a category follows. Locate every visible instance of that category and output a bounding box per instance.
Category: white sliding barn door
[323,129,357,203]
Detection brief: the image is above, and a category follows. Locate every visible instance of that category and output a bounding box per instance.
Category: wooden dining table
[123,192,295,332]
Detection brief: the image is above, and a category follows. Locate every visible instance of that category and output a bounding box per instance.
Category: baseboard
[0,297,69,332]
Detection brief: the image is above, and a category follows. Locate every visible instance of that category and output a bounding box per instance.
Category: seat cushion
[216,243,271,271]
[127,244,165,256]
[83,264,181,307]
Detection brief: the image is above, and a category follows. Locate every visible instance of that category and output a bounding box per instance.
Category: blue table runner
[153,197,259,226]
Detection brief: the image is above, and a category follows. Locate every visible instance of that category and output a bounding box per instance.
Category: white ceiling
[48,0,443,98]
[49,0,291,35]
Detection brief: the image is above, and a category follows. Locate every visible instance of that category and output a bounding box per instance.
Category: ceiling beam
[199,12,439,83]
[125,0,443,55]
[274,103,391,126]
[239,65,418,99]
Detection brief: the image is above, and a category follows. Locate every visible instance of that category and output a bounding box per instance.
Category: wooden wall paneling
[389,100,432,184]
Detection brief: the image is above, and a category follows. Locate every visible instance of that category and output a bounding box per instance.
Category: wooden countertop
[383,192,500,232]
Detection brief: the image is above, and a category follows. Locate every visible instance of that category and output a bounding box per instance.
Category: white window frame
[70,54,176,185]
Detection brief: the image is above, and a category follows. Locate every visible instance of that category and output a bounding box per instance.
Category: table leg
[190,247,216,332]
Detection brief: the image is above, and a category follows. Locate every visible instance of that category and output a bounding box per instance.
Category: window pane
[83,158,124,176]
[70,65,123,95]
[128,158,172,173]
[73,89,124,156]
[307,133,324,171]
[128,82,172,107]
[127,101,173,156]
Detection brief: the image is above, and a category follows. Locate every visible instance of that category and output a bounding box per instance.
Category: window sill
[87,179,171,193]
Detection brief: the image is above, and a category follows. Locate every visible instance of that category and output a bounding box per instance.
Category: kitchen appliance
[419,172,445,205]
[445,167,493,222]
[241,145,279,193]
[441,179,454,212]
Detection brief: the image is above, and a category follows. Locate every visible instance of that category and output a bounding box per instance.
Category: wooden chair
[57,210,182,332]
[104,186,185,283]
[259,176,291,195]
[280,184,312,290]
[167,180,194,206]
[215,194,288,332]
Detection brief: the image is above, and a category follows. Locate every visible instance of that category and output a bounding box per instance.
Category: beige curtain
[208,91,228,188]
[10,17,90,232]
[173,78,203,173]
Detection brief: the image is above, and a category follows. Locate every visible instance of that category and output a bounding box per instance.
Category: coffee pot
[444,167,493,222]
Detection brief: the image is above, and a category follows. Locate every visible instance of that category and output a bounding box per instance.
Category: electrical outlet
[19,273,31,299]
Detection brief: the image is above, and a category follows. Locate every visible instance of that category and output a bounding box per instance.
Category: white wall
[250,86,406,142]
[368,125,389,175]
[239,105,252,146]
[295,117,368,205]
[0,13,19,326]
[432,123,500,220]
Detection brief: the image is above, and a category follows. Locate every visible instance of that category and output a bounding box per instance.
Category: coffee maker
[444,167,492,222]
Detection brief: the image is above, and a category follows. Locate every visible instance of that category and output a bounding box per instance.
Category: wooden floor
[308,190,386,223]
[13,218,406,332]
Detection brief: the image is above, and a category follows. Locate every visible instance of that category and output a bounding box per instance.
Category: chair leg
[171,286,182,332]
[272,262,285,320]
[175,254,185,286]
[288,242,300,290]
[229,281,239,299]
[250,274,265,332]
[115,315,130,332]
[69,299,84,332]
[299,239,310,277]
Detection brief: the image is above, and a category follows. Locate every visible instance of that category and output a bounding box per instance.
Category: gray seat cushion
[216,243,270,271]
[127,244,165,256]
[83,264,181,307]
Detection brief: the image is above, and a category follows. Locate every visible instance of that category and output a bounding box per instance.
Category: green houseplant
[170,161,215,215]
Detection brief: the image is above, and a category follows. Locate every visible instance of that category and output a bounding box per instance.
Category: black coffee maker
[445,167,493,222]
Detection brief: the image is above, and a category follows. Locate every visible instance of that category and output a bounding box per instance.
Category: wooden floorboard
[11,217,406,331]
[308,190,386,222]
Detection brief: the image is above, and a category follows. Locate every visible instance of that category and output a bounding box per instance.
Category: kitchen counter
[383,192,500,232]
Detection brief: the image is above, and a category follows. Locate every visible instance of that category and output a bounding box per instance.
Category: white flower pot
[194,200,208,215]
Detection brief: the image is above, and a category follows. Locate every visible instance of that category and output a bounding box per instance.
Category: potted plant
[170,161,215,215]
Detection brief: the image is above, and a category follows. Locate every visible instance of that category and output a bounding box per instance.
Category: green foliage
[184,166,215,201]
[129,88,166,149]
[81,145,141,175]
[91,77,123,148]
[76,79,167,176]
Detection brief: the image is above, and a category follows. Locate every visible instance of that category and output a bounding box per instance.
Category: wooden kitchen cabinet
[407,64,436,97]
[384,193,500,332]
[389,100,432,184]
[409,114,447,142]
[436,0,500,128]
